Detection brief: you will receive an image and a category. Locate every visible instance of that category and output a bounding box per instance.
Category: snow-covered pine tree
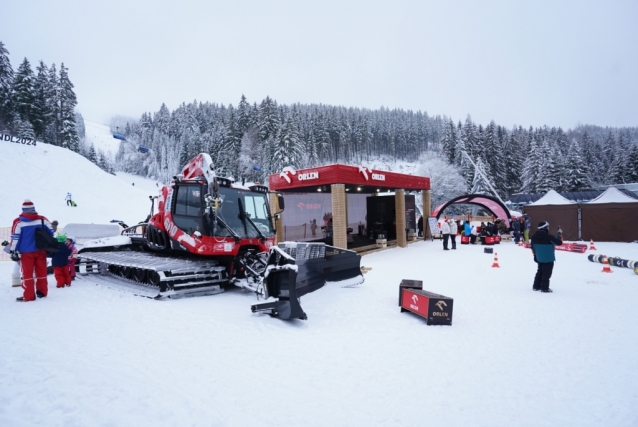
[237,94,251,135]
[12,58,35,126]
[0,41,14,129]
[441,118,457,165]
[502,128,523,196]
[258,96,279,142]
[87,144,97,164]
[270,116,302,172]
[15,117,35,140]
[544,140,562,191]
[44,63,59,145]
[58,63,79,151]
[626,144,638,183]
[564,138,590,191]
[520,135,541,193]
[31,61,50,139]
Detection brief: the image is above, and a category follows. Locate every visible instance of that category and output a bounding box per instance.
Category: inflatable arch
[431,194,512,227]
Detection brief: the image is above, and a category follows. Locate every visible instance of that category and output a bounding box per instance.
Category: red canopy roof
[269,164,430,192]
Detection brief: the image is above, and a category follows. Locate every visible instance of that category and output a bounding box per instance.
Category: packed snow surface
[1,140,637,426]
[1,239,637,426]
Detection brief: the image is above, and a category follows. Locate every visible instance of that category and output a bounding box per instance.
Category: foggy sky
[4,0,638,130]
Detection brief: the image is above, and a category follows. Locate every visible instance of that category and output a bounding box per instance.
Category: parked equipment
[77,153,363,319]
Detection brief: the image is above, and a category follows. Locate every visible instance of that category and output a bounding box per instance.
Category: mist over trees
[115,95,638,199]
[0,41,80,151]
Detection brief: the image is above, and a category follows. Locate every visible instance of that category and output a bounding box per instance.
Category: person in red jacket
[9,199,55,302]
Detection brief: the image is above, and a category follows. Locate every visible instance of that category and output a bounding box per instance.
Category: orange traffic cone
[589,239,597,250]
[491,252,500,268]
[601,255,612,273]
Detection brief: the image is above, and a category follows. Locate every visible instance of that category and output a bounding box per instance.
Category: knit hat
[56,234,67,243]
[66,236,75,244]
[22,199,36,213]
[538,221,549,230]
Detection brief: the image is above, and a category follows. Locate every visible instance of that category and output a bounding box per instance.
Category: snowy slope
[83,120,122,160]
[0,140,158,227]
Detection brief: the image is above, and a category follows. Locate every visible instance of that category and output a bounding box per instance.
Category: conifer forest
[2,40,637,201]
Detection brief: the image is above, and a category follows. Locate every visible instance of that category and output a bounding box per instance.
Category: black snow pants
[533,262,554,291]
[443,234,450,250]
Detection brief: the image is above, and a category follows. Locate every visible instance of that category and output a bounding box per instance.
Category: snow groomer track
[77,251,228,299]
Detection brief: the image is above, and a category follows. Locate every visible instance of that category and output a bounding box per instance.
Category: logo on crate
[410,294,420,311]
[433,300,449,317]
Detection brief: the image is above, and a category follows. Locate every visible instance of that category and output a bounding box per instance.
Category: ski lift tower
[461,150,505,205]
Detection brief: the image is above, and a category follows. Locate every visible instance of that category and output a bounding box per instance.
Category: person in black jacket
[530,221,563,293]
[512,217,521,243]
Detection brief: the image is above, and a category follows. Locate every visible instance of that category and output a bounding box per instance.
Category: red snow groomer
[78,153,363,320]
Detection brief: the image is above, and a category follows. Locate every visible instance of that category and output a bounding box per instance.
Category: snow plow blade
[251,242,363,320]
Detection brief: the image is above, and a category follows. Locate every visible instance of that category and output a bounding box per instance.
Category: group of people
[8,199,78,302]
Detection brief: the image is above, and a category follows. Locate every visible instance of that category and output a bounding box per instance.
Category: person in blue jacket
[10,199,55,301]
[530,221,563,293]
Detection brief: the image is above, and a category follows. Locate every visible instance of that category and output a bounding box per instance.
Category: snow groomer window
[175,186,202,216]
[173,186,204,234]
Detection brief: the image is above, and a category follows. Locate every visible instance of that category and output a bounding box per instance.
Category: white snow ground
[1,141,638,427]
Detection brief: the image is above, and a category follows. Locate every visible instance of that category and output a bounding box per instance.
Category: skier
[66,192,73,206]
[10,200,55,301]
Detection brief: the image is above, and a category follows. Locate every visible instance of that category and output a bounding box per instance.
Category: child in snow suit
[66,236,78,281]
[50,234,72,288]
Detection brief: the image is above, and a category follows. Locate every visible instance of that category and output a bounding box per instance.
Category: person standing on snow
[530,221,563,293]
[66,236,78,281]
[49,234,72,288]
[65,193,73,206]
[449,219,458,250]
[441,219,451,250]
[9,200,55,301]
[523,215,532,242]
[512,217,521,243]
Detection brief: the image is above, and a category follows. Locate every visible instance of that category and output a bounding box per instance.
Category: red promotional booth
[269,164,430,250]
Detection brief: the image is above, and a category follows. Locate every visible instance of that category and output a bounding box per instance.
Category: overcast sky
[4,0,637,130]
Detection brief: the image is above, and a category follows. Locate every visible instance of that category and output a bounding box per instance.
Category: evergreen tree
[626,144,638,183]
[0,41,14,129]
[520,136,541,193]
[44,63,59,145]
[270,116,302,172]
[12,58,35,125]
[58,63,79,151]
[32,60,50,138]
[15,117,35,140]
[258,96,279,142]
[564,139,590,191]
[87,144,98,164]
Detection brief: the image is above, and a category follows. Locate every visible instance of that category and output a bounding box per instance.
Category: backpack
[35,220,60,253]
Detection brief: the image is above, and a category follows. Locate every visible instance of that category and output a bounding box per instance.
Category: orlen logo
[358,165,372,180]
[279,166,297,184]
[372,173,385,181]
[298,171,319,181]
[410,294,420,311]
[436,300,447,311]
